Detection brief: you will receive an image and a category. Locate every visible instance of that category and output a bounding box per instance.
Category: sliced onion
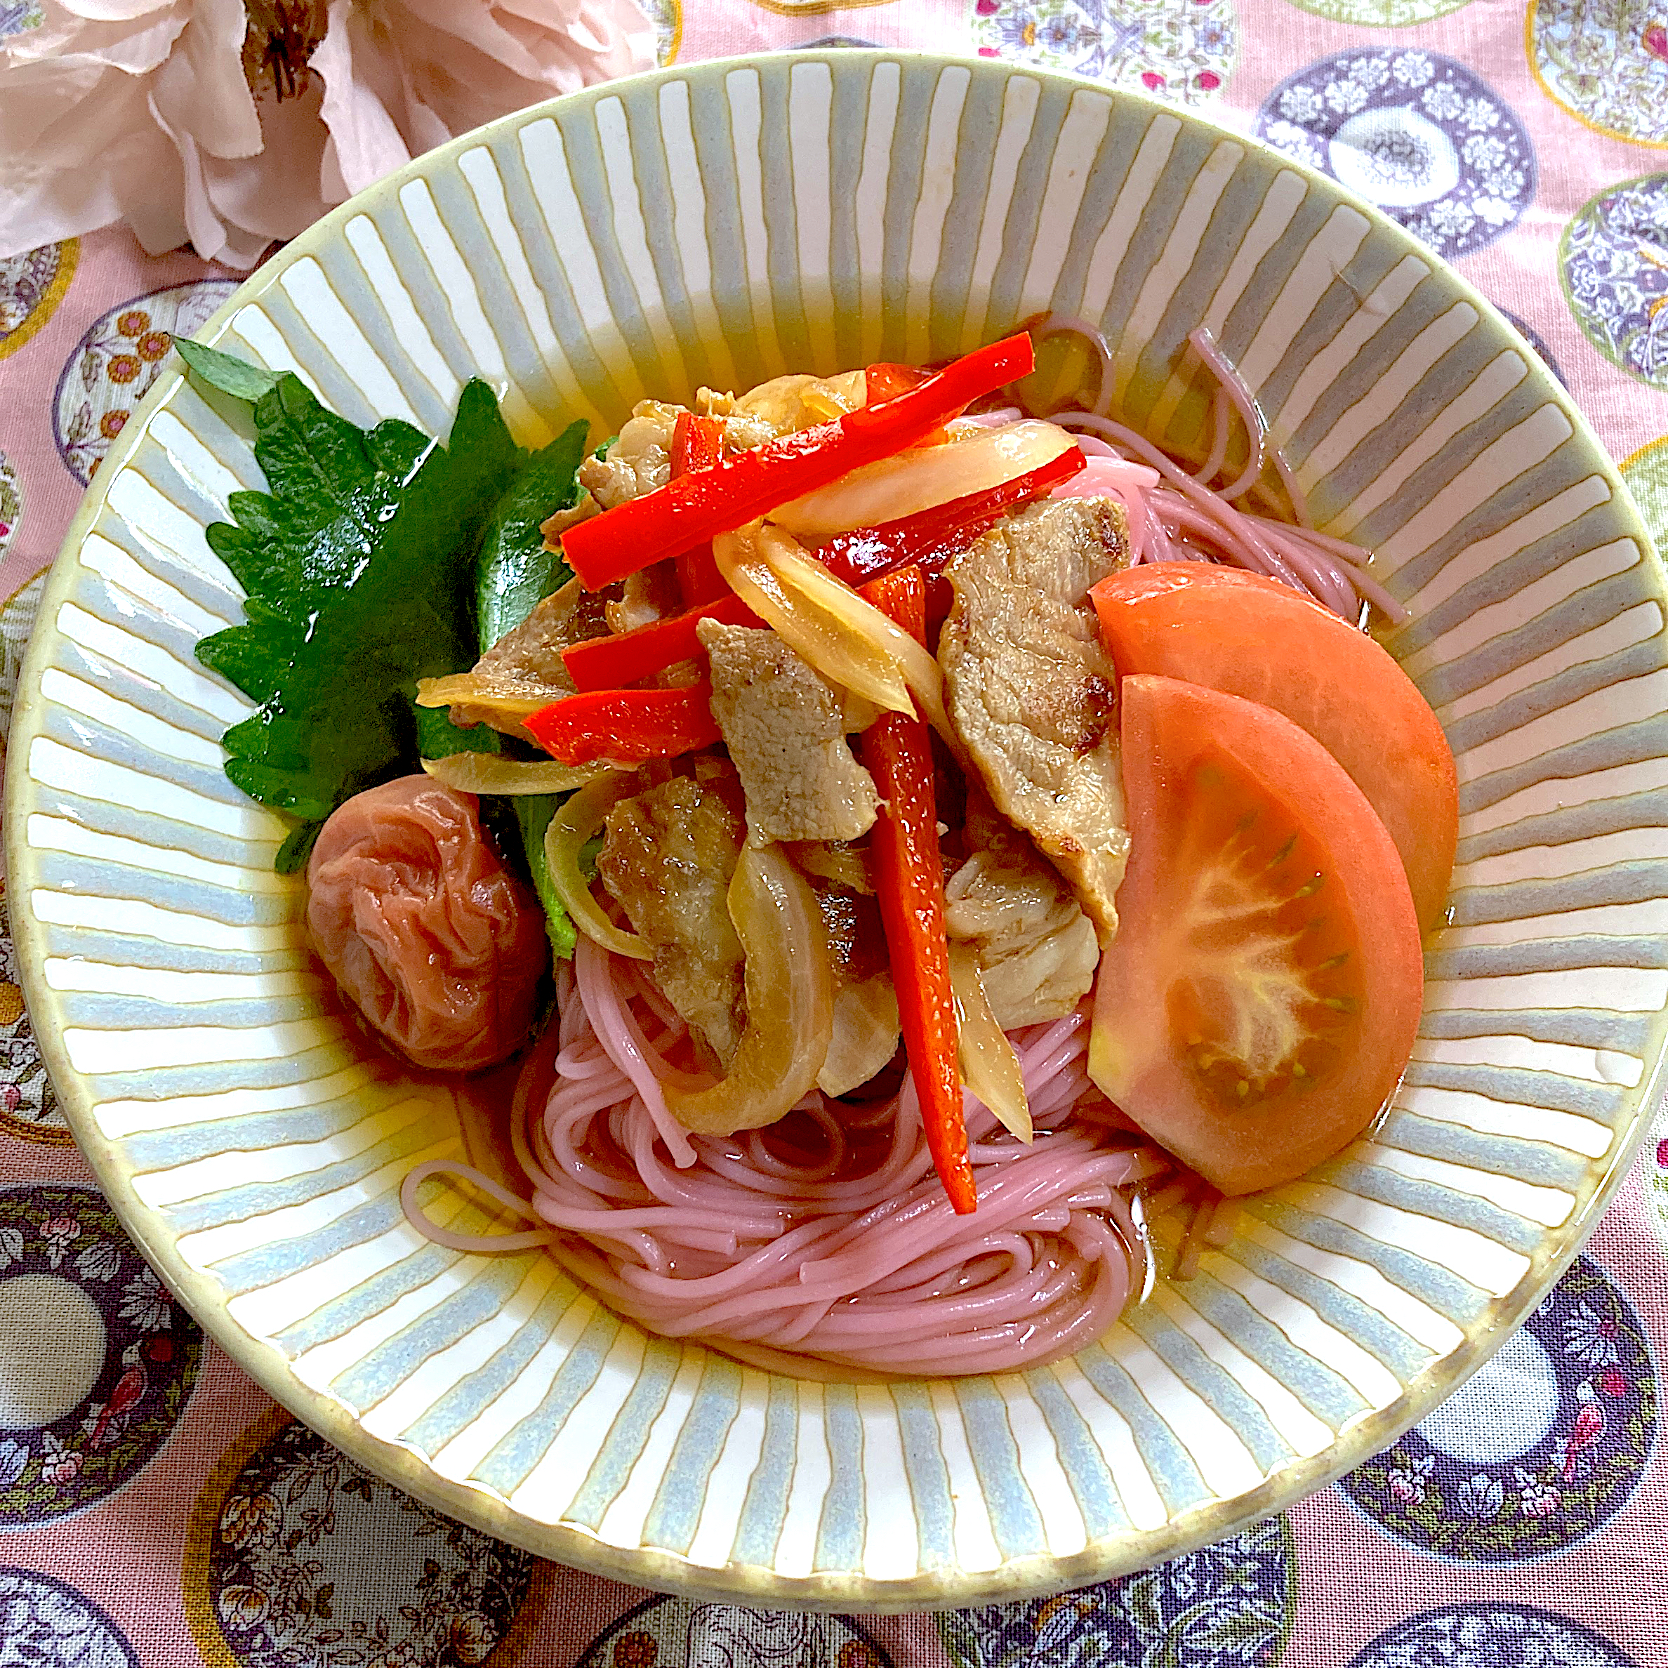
[733,369,868,433]
[664,843,835,1134]
[753,525,959,752]
[948,943,1032,1143]
[817,975,900,1098]
[544,772,654,962]
[421,753,600,796]
[415,672,556,722]
[771,420,1078,540]
[713,525,915,719]
[785,839,872,893]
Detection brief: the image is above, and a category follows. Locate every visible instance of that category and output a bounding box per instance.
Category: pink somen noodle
[403,940,1164,1377]
[1027,315,1408,625]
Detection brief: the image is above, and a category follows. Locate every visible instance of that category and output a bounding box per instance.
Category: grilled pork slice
[938,498,1132,941]
[945,800,1099,1029]
[578,400,682,509]
[429,557,683,743]
[699,620,880,847]
[597,763,748,1067]
[596,773,896,1093]
[422,577,615,741]
[540,401,686,545]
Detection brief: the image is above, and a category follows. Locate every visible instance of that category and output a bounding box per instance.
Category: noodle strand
[418,940,1161,1376]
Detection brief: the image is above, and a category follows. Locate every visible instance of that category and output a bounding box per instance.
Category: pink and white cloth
[0,3,1665,1664]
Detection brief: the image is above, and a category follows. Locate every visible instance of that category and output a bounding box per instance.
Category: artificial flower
[0,0,653,268]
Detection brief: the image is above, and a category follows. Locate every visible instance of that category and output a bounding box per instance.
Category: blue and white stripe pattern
[4,52,1662,1608]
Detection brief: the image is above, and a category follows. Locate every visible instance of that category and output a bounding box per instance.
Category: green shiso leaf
[175,338,284,403]
[190,345,593,970]
[475,420,588,653]
[195,372,519,861]
[413,702,503,760]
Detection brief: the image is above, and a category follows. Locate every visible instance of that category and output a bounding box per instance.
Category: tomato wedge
[1090,564,1456,932]
[1090,674,1423,1196]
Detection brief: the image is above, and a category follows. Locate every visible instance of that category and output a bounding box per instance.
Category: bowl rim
[5,46,1664,1612]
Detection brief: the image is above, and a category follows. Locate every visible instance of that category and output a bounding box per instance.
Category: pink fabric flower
[0,0,654,268]
[41,1449,81,1484]
[38,1214,81,1265]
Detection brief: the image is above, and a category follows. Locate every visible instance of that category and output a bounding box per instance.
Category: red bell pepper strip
[864,362,948,445]
[817,445,1086,590]
[560,591,761,692]
[525,684,721,766]
[857,565,976,1216]
[864,362,933,402]
[672,410,723,473]
[925,575,953,647]
[671,413,728,605]
[562,333,1035,589]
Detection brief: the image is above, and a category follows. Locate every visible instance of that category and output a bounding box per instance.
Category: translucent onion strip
[663,843,836,1135]
[818,977,900,1099]
[714,524,916,720]
[544,772,653,962]
[948,944,1031,1143]
[772,420,1077,540]
[421,753,601,796]
[415,672,554,720]
[753,524,959,752]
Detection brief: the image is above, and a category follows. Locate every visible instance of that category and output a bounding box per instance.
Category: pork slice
[605,560,682,638]
[938,498,1131,940]
[698,621,880,846]
[539,402,685,549]
[596,765,747,1066]
[945,821,1100,1030]
[478,577,610,689]
[430,577,617,741]
[576,399,684,510]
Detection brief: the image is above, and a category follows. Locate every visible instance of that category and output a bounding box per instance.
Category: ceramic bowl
[5,50,1663,1611]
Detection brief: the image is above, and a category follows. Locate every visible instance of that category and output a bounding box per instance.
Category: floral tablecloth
[2,3,1667,1665]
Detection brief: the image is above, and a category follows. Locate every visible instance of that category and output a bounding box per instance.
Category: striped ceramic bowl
[5,51,1662,1610]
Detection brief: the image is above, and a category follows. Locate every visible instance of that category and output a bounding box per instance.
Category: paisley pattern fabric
[1336,1257,1657,1561]
[1528,0,1668,147]
[0,0,1662,1664]
[1256,50,1533,260]
[970,0,1237,107]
